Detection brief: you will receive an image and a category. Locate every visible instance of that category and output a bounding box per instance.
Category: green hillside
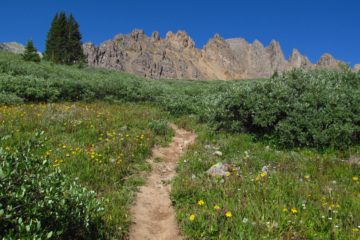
[1,51,360,239]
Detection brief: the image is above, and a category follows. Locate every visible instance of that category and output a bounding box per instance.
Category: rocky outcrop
[83,29,349,80]
[0,42,25,54]
[316,53,343,70]
[354,64,360,72]
[288,49,313,70]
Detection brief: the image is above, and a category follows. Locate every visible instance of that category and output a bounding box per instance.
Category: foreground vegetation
[0,102,173,238]
[173,118,360,239]
[0,51,360,239]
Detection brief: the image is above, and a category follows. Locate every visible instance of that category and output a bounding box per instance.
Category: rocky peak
[205,34,229,51]
[151,31,160,42]
[267,40,285,58]
[354,64,360,72]
[131,29,146,41]
[251,40,265,50]
[288,49,313,69]
[267,40,287,71]
[317,53,341,70]
[82,42,98,65]
[165,31,195,49]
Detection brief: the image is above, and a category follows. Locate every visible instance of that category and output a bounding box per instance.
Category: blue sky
[1,0,359,65]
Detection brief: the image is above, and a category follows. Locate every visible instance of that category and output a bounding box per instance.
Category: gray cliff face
[0,42,25,54]
[82,29,349,80]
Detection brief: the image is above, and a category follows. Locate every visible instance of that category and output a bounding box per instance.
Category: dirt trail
[129,124,196,240]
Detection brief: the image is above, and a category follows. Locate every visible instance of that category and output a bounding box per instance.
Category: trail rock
[213,151,223,156]
[207,162,241,177]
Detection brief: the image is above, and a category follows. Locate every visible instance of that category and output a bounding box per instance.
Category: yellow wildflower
[353,176,359,181]
[189,214,195,221]
[197,200,205,206]
[225,211,232,218]
[291,208,298,214]
[225,172,231,177]
[255,176,260,181]
[304,175,310,179]
[260,172,267,177]
[214,205,221,210]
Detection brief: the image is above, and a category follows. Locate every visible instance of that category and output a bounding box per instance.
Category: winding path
[129,124,196,240]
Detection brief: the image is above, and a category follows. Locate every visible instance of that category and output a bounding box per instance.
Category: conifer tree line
[44,12,85,64]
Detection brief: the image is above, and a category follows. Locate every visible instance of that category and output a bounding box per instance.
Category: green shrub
[149,119,170,136]
[0,133,106,239]
[209,70,360,149]
[0,74,60,102]
[0,92,24,104]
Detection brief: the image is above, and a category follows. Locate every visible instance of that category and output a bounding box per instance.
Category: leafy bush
[149,119,170,136]
[0,133,106,239]
[0,92,24,104]
[209,70,360,149]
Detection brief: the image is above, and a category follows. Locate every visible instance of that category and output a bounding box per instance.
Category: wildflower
[197,200,205,206]
[225,172,231,177]
[242,218,248,223]
[255,176,260,181]
[189,214,195,221]
[353,176,359,181]
[291,208,298,214]
[352,228,359,232]
[214,205,221,210]
[304,175,310,179]
[260,172,267,178]
[225,211,232,218]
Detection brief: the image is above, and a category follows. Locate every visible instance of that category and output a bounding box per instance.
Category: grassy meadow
[172,118,360,239]
[1,51,360,239]
[0,102,173,238]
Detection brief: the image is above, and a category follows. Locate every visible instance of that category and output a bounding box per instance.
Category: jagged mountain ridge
[83,29,351,80]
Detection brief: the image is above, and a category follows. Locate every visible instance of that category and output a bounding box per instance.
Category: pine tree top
[23,40,41,63]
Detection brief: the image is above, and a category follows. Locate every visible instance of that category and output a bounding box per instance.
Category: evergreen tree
[65,14,85,64]
[44,12,84,65]
[22,40,41,63]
